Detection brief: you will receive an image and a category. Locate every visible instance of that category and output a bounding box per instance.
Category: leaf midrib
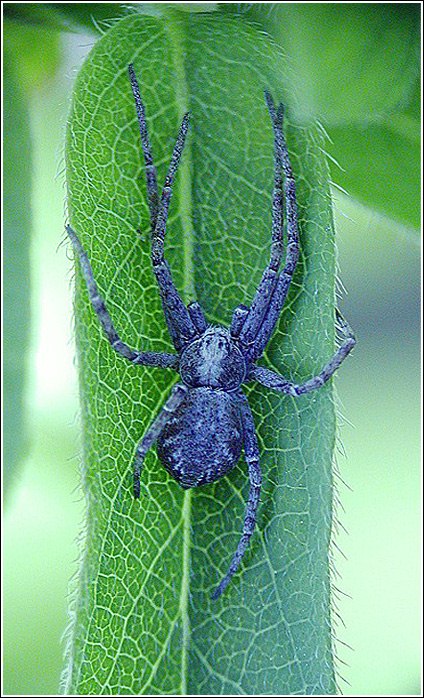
[164,10,193,695]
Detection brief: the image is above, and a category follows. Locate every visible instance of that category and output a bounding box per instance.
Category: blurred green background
[3,3,421,695]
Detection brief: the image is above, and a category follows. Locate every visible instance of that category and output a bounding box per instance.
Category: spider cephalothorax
[179,326,247,389]
[67,64,355,599]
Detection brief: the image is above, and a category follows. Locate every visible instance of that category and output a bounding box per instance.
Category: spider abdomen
[157,387,243,489]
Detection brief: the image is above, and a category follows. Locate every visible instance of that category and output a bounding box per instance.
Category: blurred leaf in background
[3,55,32,495]
[2,1,129,32]
[4,9,61,89]
[3,7,63,499]
[224,2,421,230]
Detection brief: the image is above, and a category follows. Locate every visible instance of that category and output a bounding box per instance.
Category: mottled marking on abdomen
[157,387,243,488]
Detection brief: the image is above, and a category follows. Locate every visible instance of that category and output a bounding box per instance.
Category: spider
[67,64,356,600]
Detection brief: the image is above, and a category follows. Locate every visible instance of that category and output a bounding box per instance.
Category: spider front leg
[250,310,356,395]
[128,65,197,352]
[236,99,286,345]
[247,92,300,362]
[67,225,179,369]
[128,64,159,228]
[212,392,262,600]
[187,301,207,333]
[133,384,188,498]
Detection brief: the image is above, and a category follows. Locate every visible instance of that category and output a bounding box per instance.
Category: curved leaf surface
[64,11,338,695]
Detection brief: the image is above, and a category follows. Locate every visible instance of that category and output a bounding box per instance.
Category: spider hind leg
[212,392,262,600]
[133,384,187,498]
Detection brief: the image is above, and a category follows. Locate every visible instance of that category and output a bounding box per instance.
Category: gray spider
[67,64,356,600]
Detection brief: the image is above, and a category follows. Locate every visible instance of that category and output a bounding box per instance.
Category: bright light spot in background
[332,192,421,696]
[32,253,77,410]
[27,32,95,414]
[3,39,90,695]
[29,104,78,412]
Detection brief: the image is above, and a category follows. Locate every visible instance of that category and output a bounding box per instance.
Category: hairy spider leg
[248,92,300,362]
[128,65,197,352]
[128,64,159,228]
[230,304,249,339]
[152,113,198,350]
[212,392,262,600]
[133,384,188,497]
[236,98,286,346]
[187,301,207,334]
[67,225,179,369]
[250,310,356,395]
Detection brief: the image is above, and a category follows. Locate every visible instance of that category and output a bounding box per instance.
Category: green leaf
[223,3,420,231]
[4,20,61,92]
[3,2,73,30]
[223,3,420,125]
[3,56,32,495]
[2,2,129,33]
[64,10,339,695]
[327,101,420,230]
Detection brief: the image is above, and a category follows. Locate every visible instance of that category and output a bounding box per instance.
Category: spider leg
[133,383,187,498]
[67,225,179,369]
[249,310,356,395]
[187,301,207,334]
[151,115,198,350]
[128,65,196,352]
[247,92,300,361]
[237,96,285,346]
[212,392,262,600]
[230,304,249,339]
[128,64,159,228]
